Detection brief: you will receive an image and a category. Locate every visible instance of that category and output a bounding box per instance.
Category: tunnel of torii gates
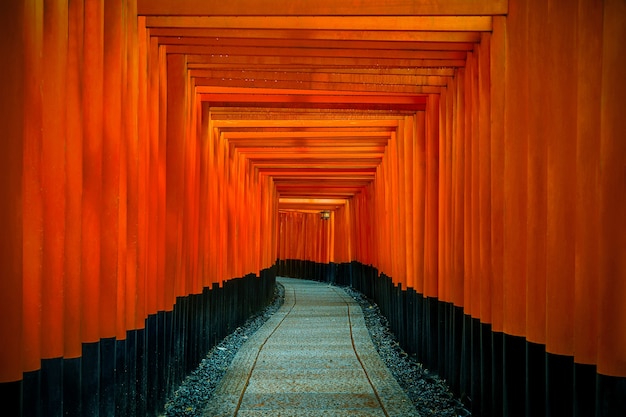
[0,0,625,416]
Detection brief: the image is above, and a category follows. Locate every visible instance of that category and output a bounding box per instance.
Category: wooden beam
[186,54,465,68]
[191,69,450,86]
[145,16,493,32]
[194,77,442,94]
[139,0,507,16]
[156,36,476,52]
[148,28,482,43]
[212,118,400,128]
[167,44,468,61]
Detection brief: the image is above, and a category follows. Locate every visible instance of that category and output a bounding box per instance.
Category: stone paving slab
[203,277,420,417]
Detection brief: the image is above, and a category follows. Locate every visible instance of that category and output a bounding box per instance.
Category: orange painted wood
[0,0,25,383]
[489,16,506,333]
[138,0,507,16]
[157,42,168,305]
[399,117,412,288]
[477,35,492,324]
[41,0,68,358]
[502,0,528,338]
[148,27,483,43]
[100,0,123,339]
[409,112,428,294]
[124,0,141,331]
[524,0,548,347]
[21,0,44,373]
[451,72,465,309]
[64,0,84,357]
[598,0,626,378]
[165,53,186,300]
[424,97,438,299]
[545,0,577,356]
[468,52,481,319]
[145,16,492,32]
[136,16,149,328]
[436,89,450,303]
[573,0,602,367]
[145,35,161,315]
[81,0,104,343]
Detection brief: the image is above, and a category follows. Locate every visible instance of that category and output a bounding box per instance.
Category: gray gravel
[164,280,469,417]
[163,283,285,417]
[341,285,470,417]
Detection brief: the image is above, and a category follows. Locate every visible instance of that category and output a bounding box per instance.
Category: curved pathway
[203,277,420,417]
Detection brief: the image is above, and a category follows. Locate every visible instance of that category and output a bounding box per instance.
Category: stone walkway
[203,277,420,417]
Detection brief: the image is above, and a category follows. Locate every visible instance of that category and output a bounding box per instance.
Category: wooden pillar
[574,0,602,370]
[490,16,506,338]
[525,0,548,351]
[166,53,187,301]
[64,0,84,359]
[413,112,425,294]
[424,97,438,300]
[22,0,44,376]
[136,15,149,329]
[0,0,25,385]
[81,0,103,346]
[598,0,626,380]
[477,33,492,326]
[41,0,68,362]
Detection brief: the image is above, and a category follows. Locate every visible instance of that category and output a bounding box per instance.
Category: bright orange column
[22,0,44,374]
[477,34,492,324]
[100,0,123,339]
[490,16,506,334]
[573,0,602,367]
[545,0,577,357]
[41,0,68,359]
[525,0,547,346]
[424,96,438,299]
[81,0,104,343]
[598,0,626,378]
[64,0,84,358]
[502,0,528,338]
[0,0,25,383]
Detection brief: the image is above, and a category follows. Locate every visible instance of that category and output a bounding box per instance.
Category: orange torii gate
[0,1,625,416]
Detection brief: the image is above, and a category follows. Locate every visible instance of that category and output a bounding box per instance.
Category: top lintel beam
[145,16,492,32]
[138,0,507,17]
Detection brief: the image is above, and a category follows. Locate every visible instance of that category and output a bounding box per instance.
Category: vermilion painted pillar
[477,34,492,326]
[166,53,186,301]
[136,15,149,329]
[64,0,84,360]
[424,95,438,300]
[81,0,103,352]
[490,15,506,339]
[503,0,528,341]
[437,90,449,302]
[525,0,548,360]
[0,0,25,387]
[451,72,465,310]
[573,0,602,370]
[22,0,43,377]
[598,0,626,380]
[413,112,425,294]
[41,0,68,364]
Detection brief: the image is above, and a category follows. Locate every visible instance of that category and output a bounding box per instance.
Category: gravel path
[163,280,469,417]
